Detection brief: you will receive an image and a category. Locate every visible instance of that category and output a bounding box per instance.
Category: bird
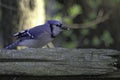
[5,20,69,49]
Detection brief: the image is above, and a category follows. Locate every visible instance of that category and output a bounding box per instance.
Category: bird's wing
[18,31,53,48]
[13,26,45,39]
[13,30,35,39]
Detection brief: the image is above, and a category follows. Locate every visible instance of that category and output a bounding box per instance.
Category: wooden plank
[0,48,119,76]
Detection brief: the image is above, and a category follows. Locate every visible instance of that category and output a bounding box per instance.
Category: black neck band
[50,24,55,38]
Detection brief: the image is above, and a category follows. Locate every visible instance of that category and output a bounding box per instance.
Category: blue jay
[5,20,69,49]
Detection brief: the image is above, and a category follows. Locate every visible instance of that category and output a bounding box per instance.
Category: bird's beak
[61,25,70,30]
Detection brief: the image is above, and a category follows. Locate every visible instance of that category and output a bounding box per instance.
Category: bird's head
[47,20,69,38]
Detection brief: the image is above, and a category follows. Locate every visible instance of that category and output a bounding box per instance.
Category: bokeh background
[0,0,120,50]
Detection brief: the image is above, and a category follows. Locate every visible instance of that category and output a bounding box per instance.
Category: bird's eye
[56,24,62,28]
[56,24,60,27]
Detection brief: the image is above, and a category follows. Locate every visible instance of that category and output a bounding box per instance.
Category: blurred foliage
[53,13,62,20]
[92,36,101,46]
[88,0,101,8]
[80,29,89,36]
[68,4,82,18]
[88,12,97,20]
[45,0,120,50]
[101,30,114,47]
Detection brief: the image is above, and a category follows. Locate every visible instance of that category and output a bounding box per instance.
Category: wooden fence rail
[0,48,120,79]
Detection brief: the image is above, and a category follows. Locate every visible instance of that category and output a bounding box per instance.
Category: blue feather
[4,20,69,49]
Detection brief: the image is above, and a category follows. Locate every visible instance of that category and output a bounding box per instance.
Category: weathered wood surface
[0,48,120,77]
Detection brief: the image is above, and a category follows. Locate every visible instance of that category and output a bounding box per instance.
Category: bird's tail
[5,40,20,49]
